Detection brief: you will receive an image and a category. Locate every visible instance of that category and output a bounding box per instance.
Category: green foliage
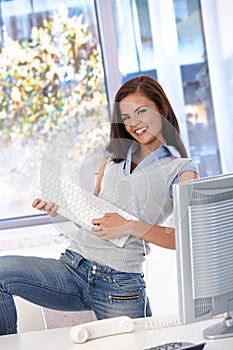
[0,13,107,142]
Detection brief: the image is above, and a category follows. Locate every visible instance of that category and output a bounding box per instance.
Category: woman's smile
[134,126,148,136]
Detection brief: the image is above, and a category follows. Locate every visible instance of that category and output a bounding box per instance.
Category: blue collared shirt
[124,144,199,197]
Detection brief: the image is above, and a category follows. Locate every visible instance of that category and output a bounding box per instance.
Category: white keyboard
[31,170,137,247]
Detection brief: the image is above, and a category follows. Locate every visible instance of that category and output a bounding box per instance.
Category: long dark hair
[106,75,188,162]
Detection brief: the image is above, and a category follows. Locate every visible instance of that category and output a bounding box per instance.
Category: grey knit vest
[68,156,190,273]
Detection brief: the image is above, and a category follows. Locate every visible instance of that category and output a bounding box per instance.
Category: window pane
[0,1,107,219]
[112,0,222,177]
[174,0,222,176]
[112,0,155,75]
[174,0,204,64]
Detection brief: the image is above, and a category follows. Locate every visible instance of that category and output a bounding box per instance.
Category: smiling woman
[0,0,232,337]
[0,74,199,336]
[106,75,189,164]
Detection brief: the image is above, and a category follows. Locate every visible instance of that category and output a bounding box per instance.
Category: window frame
[0,214,67,230]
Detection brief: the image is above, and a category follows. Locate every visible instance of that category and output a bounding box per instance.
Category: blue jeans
[0,249,152,335]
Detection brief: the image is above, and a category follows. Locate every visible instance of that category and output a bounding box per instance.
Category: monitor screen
[173,173,233,340]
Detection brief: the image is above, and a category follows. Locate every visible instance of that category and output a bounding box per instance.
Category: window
[112,0,156,78]
[111,0,222,177]
[174,0,221,176]
[0,0,107,220]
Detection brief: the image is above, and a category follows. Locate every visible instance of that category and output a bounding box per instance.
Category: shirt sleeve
[169,160,199,198]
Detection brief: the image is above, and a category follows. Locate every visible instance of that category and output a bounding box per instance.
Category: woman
[0,75,199,335]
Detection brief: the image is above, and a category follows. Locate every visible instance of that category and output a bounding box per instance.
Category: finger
[98,231,110,240]
[45,202,57,215]
[92,225,100,232]
[94,229,106,238]
[50,204,59,216]
[44,202,54,211]
[95,227,124,240]
[33,199,46,210]
[92,218,103,225]
[32,198,42,208]
[38,202,47,210]
[94,228,114,238]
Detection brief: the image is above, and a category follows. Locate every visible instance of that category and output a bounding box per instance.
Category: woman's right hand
[32,198,59,217]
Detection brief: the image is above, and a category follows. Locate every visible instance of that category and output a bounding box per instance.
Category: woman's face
[119,92,166,151]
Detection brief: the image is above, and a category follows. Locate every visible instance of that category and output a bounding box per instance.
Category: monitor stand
[203,312,233,340]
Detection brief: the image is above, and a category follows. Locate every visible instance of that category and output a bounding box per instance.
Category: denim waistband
[62,249,116,274]
[62,249,144,276]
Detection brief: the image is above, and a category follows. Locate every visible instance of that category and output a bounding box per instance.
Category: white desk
[0,318,233,350]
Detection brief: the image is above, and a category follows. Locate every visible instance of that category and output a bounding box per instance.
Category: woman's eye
[137,108,147,115]
[122,115,131,122]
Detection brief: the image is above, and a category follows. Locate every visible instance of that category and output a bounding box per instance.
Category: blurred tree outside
[0,9,108,219]
[0,11,107,141]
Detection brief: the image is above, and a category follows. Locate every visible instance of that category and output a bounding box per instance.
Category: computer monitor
[173,173,233,340]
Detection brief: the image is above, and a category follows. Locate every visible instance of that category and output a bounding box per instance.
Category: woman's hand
[32,198,58,217]
[92,212,132,240]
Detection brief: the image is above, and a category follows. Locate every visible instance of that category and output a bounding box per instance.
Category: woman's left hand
[92,212,132,240]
